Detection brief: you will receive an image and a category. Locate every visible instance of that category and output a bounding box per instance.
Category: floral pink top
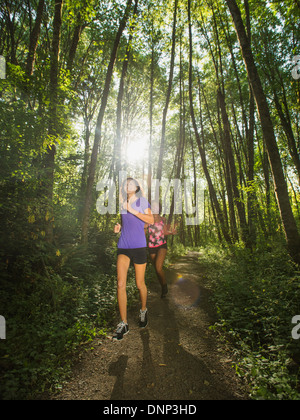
[148,219,167,248]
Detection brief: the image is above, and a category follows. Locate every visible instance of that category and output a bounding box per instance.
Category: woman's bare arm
[133,208,154,225]
[124,203,154,225]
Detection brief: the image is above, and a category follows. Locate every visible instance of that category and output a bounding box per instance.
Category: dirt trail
[52,251,248,400]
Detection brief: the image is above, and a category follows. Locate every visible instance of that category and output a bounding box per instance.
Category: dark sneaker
[139,309,148,328]
[161,284,168,298]
[112,321,129,341]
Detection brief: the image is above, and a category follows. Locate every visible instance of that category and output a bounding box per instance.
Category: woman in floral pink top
[145,201,177,298]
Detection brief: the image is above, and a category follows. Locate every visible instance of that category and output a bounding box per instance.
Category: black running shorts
[117,247,148,264]
[148,242,168,254]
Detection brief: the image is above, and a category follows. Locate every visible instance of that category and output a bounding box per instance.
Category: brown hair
[120,177,143,203]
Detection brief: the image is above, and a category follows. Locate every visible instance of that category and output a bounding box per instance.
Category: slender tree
[81,0,133,244]
[188,0,231,244]
[113,0,139,178]
[25,0,45,76]
[156,0,178,181]
[244,0,256,247]
[44,0,63,242]
[225,0,300,264]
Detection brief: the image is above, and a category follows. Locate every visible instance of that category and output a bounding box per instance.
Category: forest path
[52,251,248,400]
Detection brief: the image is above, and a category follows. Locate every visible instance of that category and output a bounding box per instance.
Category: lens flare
[170,273,201,309]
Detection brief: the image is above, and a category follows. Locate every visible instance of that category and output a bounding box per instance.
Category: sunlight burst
[125,135,149,166]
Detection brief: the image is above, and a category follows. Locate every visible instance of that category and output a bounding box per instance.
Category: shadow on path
[107,252,247,400]
[109,355,129,400]
[52,251,248,400]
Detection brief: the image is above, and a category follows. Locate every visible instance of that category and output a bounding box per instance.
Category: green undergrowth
[0,238,185,400]
[197,243,300,400]
[0,242,139,400]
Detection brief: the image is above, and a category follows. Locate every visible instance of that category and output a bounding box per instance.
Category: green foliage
[0,238,140,400]
[165,242,188,265]
[1,0,299,402]
[200,243,300,400]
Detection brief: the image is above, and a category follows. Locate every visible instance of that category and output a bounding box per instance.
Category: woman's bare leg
[155,248,167,287]
[134,263,147,311]
[117,254,130,323]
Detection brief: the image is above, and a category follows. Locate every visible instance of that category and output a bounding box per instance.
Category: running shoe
[112,321,129,341]
[139,309,148,328]
[161,284,168,298]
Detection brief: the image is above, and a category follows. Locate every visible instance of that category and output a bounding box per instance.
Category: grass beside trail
[196,243,300,400]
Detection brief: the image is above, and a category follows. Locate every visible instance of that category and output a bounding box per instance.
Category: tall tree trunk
[217,89,248,243]
[188,0,231,244]
[246,90,256,245]
[156,0,178,181]
[148,19,155,204]
[25,0,45,76]
[113,0,139,179]
[199,5,239,242]
[191,91,200,244]
[67,15,84,73]
[216,97,237,241]
[200,84,231,238]
[244,0,256,247]
[211,3,248,243]
[273,89,300,184]
[4,1,18,65]
[81,0,133,244]
[226,0,300,264]
[44,0,63,242]
[168,41,185,225]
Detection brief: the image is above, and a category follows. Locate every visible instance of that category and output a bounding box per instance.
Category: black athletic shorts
[148,242,168,254]
[117,247,148,264]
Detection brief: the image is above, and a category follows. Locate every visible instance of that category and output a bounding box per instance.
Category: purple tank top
[118,197,150,249]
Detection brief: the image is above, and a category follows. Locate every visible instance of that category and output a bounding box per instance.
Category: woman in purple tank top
[113,178,154,340]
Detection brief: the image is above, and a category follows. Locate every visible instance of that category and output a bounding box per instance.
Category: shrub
[0,242,139,400]
[199,243,300,400]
